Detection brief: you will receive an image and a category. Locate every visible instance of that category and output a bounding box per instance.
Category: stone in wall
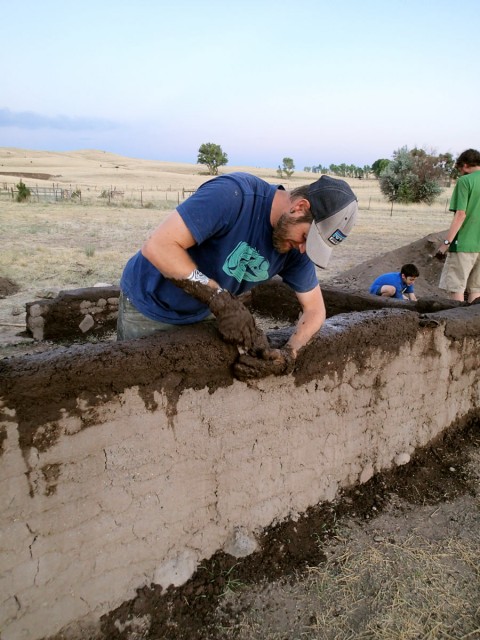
[25,285,120,341]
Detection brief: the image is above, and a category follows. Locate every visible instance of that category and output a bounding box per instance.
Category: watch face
[444,240,450,245]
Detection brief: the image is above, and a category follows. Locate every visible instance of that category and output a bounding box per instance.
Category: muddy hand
[234,346,296,381]
[209,290,269,353]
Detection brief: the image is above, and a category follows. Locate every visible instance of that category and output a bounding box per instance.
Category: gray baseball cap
[305,175,358,268]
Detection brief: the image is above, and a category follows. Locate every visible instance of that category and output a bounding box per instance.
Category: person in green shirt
[436,148,480,302]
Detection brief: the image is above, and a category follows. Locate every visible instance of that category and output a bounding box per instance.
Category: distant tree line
[304,148,457,208]
[304,164,373,179]
[195,142,458,209]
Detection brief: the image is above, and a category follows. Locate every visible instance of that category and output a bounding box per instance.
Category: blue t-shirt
[120,172,319,324]
[369,272,414,299]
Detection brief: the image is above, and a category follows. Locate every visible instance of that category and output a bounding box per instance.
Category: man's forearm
[287,310,325,356]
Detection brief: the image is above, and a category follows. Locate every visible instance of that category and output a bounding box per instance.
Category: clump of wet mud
[169,277,269,353]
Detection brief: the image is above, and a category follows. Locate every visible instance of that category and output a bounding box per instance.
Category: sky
[1,0,478,169]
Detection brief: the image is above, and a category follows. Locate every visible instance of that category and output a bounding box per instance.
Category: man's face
[272,210,311,254]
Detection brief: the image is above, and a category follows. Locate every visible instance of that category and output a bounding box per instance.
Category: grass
[0,180,454,295]
[0,201,169,290]
[220,526,480,639]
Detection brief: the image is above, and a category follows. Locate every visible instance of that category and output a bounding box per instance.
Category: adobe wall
[1,296,480,640]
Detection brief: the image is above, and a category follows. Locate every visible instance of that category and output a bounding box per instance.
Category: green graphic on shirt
[223,241,270,283]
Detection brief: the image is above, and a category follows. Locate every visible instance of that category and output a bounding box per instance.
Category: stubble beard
[272,211,295,253]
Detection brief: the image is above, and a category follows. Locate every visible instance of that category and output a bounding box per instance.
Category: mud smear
[1,307,424,460]
[0,323,238,463]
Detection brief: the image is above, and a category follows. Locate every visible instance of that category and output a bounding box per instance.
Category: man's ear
[291,197,310,213]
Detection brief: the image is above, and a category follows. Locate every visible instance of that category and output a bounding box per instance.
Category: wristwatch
[443,240,450,245]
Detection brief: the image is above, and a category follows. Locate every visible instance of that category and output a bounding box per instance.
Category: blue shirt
[120,172,318,324]
[369,272,414,299]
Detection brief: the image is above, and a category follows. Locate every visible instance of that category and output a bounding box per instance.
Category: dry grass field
[1,149,479,640]
[0,147,453,352]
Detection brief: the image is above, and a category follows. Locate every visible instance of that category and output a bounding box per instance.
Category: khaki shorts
[439,252,480,294]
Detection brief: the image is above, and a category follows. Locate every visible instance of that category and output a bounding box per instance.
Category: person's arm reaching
[287,285,326,356]
[234,285,326,380]
[142,211,221,291]
[141,210,268,352]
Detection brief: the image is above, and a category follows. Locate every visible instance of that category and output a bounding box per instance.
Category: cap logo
[328,229,347,245]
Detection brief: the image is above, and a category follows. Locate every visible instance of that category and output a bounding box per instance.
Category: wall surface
[1,295,480,640]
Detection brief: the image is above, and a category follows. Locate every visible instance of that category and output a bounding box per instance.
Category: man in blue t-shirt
[369,264,419,301]
[118,172,358,374]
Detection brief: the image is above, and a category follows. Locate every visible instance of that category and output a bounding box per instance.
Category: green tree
[311,164,329,174]
[437,152,456,186]
[371,158,391,178]
[197,143,228,175]
[379,147,443,213]
[16,180,31,202]
[277,157,295,178]
[363,165,372,179]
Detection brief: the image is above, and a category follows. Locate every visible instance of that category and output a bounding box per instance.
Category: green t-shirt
[449,169,480,252]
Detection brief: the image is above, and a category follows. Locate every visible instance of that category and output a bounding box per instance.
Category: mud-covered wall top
[2,284,480,453]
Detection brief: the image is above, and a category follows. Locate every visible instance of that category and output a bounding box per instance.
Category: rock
[359,465,374,484]
[394,453,411,466]
[223,527,258,558]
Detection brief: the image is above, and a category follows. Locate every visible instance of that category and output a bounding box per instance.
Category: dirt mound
[326,230,447,298]
[0,277,20,299]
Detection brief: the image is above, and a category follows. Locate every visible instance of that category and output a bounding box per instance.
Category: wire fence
[0,180,453,215]
[0,181,197,208]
